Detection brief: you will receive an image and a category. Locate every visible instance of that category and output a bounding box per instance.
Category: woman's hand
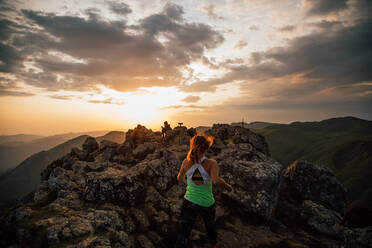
[225,183,233,192]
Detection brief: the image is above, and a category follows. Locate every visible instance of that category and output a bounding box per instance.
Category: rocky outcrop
[283,160,347,215]
[216,143,283,220]
[0,124,369,248]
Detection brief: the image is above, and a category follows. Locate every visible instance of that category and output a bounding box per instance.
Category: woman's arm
[210,160,233,192]
[177,159,187,182]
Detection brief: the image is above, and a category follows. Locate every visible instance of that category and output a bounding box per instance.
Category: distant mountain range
[231,121,280,129]
[0,131,125,207]
[196,121,279,133]
[0,131,110,175]
[255,116,372,207]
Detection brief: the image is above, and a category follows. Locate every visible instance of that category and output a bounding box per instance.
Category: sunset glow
[0,0,371,135]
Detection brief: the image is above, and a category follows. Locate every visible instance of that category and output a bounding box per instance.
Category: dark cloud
[309,20,342,30]
[348,0,372,21]
[0,90,34,97]
[304,0,348,16]
[0,77,35,97]
[0,4,223,93]
[277,25,296,33]
[0,42,23,72]
[0,19,13,40]
[48,94,77,100]
[182,19,372,97]
[181,95,200,103]
[234,40,248,49]
[201,56,219,69]
[106,1,132,16]
[0,77,18,89]
[0,0,16,16]
[163,3,184,21]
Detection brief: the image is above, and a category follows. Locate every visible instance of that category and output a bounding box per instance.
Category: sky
[0,0,371,135]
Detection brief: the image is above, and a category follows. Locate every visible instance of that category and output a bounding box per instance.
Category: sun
[122,100,160,125]
[114,86,185,126]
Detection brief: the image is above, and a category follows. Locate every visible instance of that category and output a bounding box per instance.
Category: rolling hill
[0,130,110,175]
[0,131,125,208]
[255,116,372,207]
[231,121,280,129]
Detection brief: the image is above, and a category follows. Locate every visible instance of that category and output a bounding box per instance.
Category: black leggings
[175,198,218,248]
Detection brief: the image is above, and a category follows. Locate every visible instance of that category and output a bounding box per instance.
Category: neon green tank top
[184,156,215,207]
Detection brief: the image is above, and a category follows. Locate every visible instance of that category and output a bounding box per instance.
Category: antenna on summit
[242,117,244,128]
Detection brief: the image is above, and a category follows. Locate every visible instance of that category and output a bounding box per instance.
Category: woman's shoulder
[204,158,217,166]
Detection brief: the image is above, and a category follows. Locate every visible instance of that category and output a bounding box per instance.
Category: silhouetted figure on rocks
[161,121,172,139]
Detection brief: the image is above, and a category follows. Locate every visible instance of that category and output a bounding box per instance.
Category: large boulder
[165,126,190,145]
[125,125,162,148]
[82,137,99,154]
[84,165,148,206]
[217,144,284,220]
[283,160,347,214]
[300,200,344,238]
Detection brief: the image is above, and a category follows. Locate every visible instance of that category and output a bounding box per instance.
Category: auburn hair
[186,133,214,164]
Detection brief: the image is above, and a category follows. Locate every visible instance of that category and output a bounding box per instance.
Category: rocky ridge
[0,124,371,248]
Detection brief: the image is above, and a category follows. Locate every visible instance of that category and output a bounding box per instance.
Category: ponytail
[186,133,214,164]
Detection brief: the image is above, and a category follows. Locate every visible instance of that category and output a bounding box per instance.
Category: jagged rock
[165,126,190,145]
[217,145,283,220]
[344,226,372,248]
[33,182,55,204]
[7,206,32,223]
[206,124,270,156]
[117,142,132,156]
[84,165,148,205]
[132,142,156,160]
[300,200,344,238]
[126,125,162,148]
[131,208,150,231]
[284,160,347,214]
[82,136,99,154]
[47,167,80,195]
[146,150,180,194]
[78,236,111,248]
[136,234,155,248]
[86,209,124,230]
[108,228,131,247]
[100,139,119,151]
[221,160,284,220]
[147,231,163,245]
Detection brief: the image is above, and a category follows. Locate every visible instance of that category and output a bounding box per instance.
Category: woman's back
[184,156,215,207]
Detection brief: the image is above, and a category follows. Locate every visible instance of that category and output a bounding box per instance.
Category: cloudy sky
[0,0,371,135]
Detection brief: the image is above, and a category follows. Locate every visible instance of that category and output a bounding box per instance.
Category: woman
[175,133,233,248]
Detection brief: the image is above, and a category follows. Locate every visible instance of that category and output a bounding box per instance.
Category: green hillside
[255,116,372,207]
[0,131,125,208]
[0,130,110,175]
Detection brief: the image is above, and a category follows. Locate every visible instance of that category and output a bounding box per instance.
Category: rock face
[216,143,283,220]
[283,160,347,214]
[0,124,369,248]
